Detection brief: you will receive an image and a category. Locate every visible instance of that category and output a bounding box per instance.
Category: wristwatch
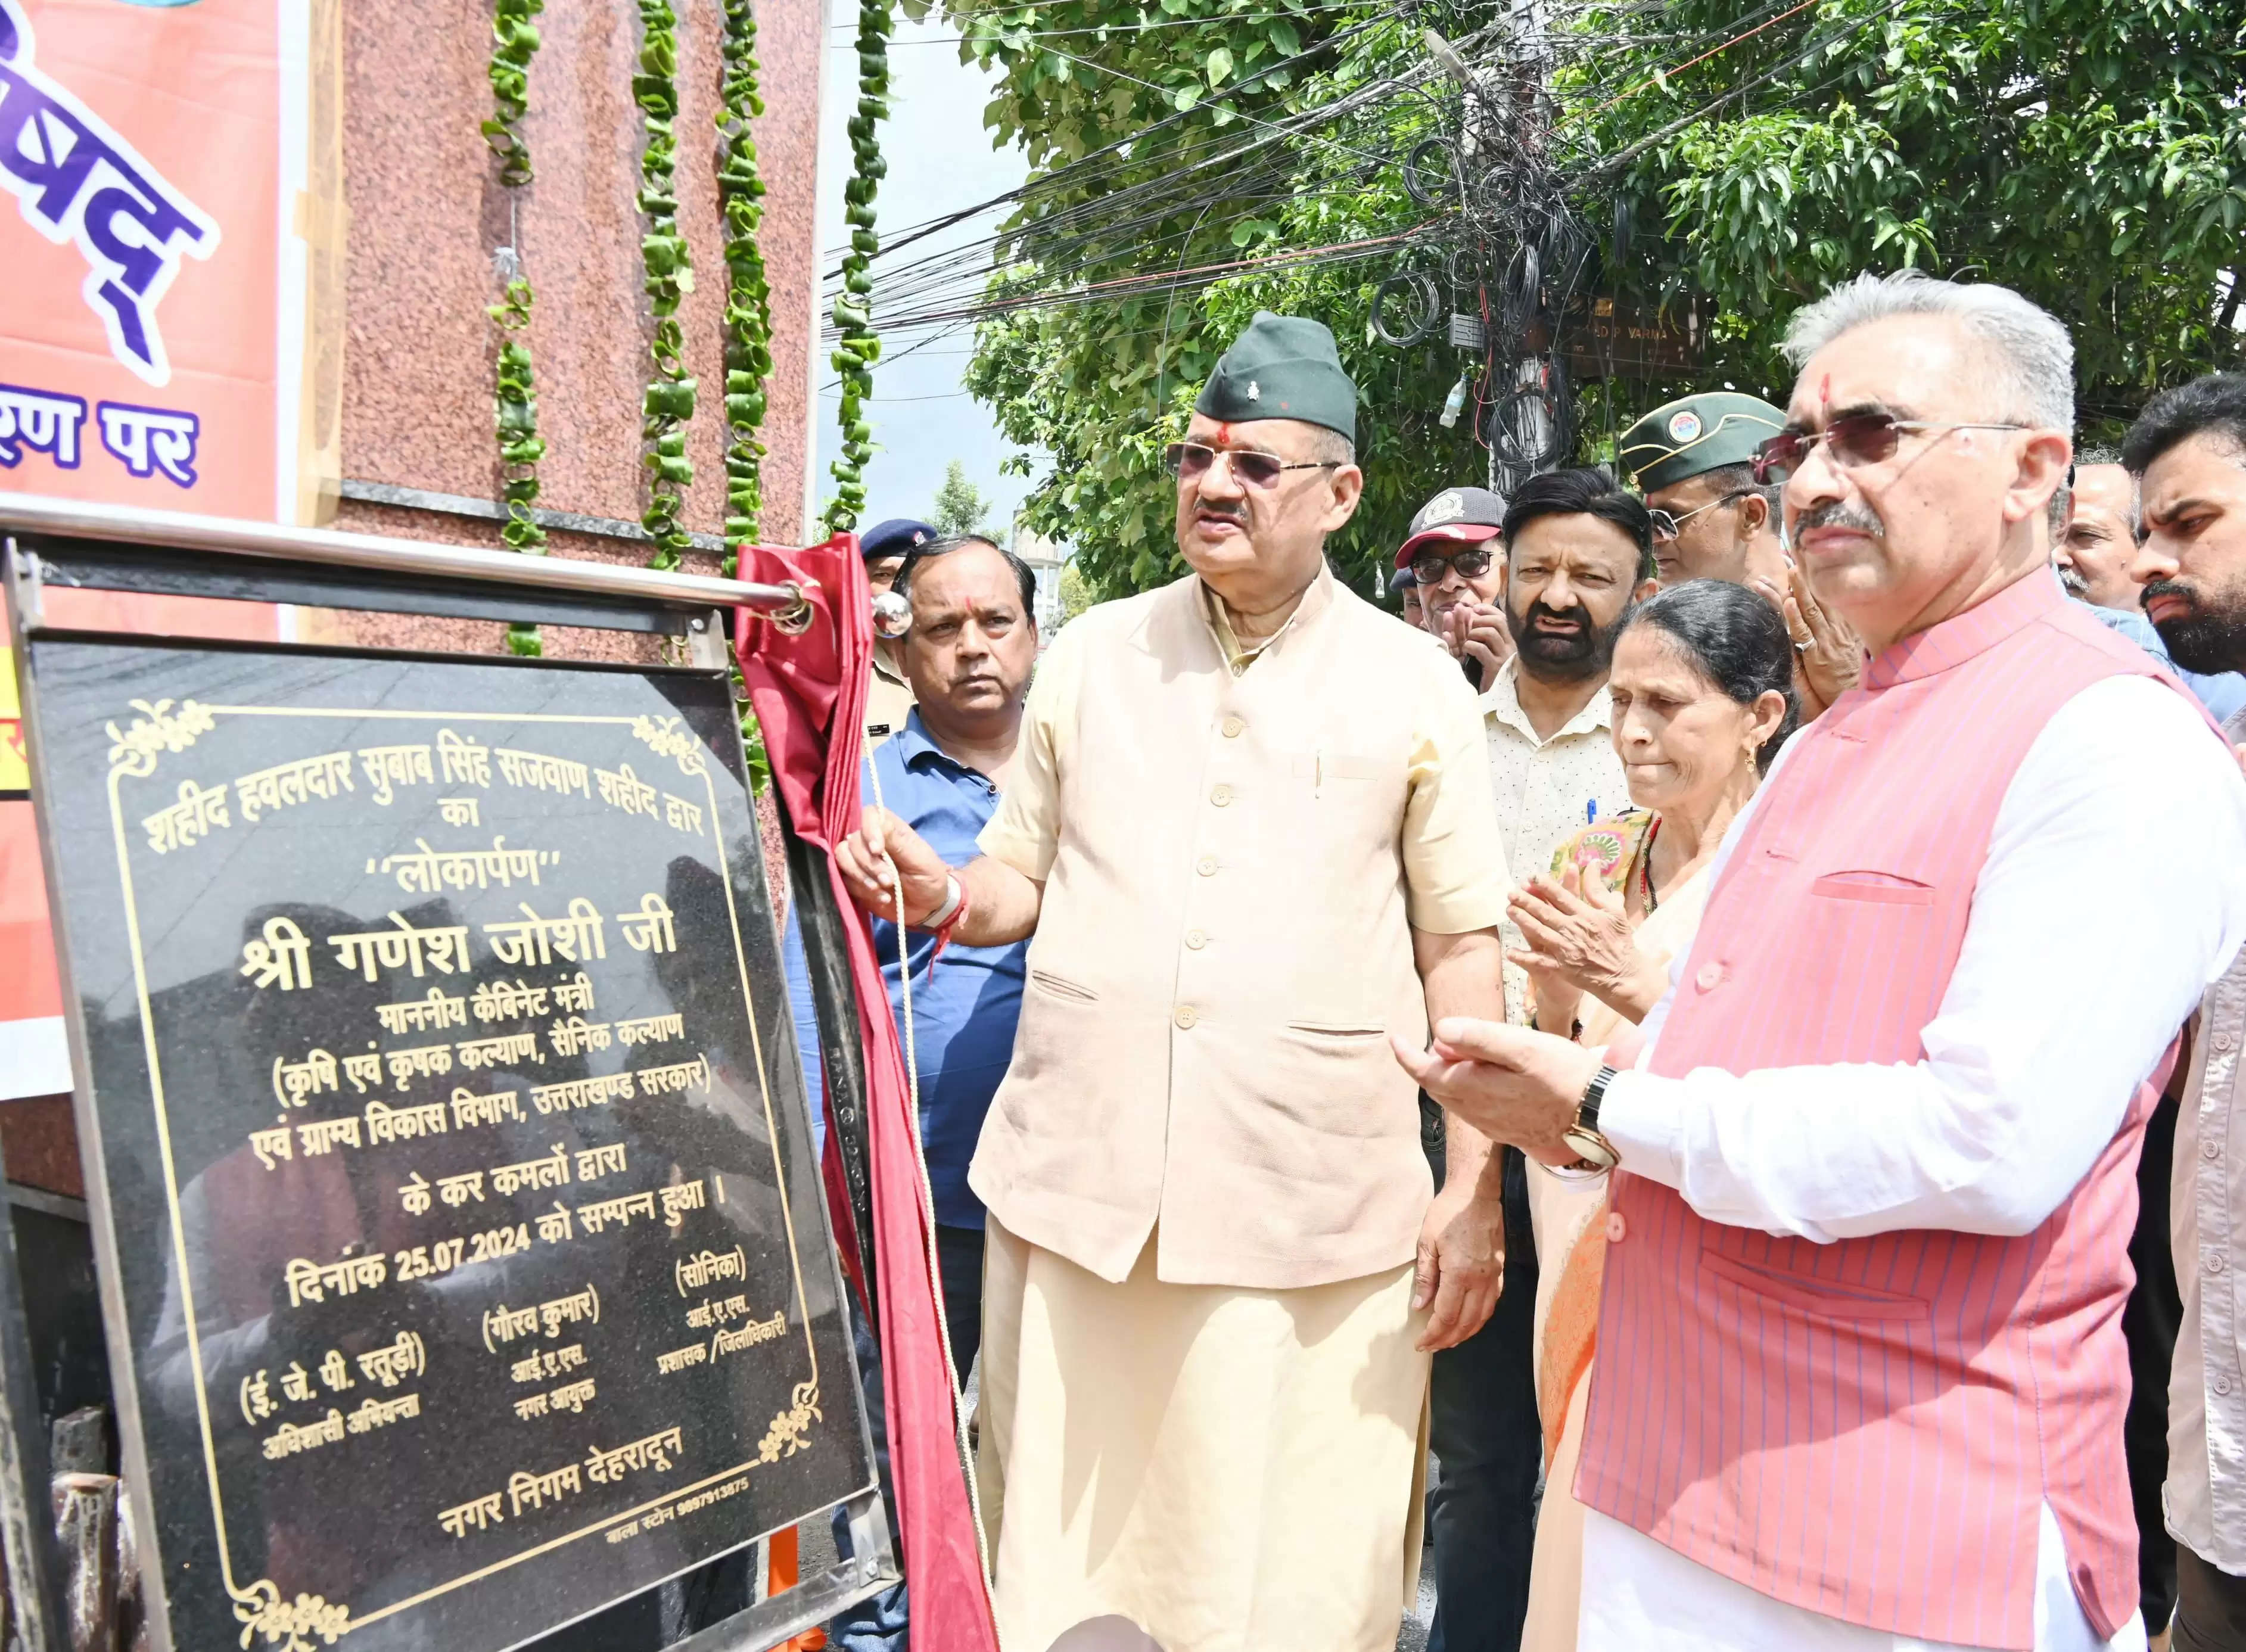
[1552,1063,1621,1181]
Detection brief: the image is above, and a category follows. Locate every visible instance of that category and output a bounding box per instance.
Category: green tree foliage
[931,458,999,537]
[945,0,2246,599]
[1581,0,2246,428]
[1057,558,1096,624]
[948,0,1430,601]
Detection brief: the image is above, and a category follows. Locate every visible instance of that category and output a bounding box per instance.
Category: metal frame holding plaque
[1,497,894,1652]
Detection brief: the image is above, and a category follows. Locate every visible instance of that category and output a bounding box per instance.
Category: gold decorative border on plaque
[105,698,216,775]
[629,713,708,777]
[756,1380,823,1464]
[101,700,838,1641]
[234,1581,350,1650]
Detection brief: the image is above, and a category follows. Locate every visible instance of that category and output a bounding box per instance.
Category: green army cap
[1195,310,1357,445]
[1617,391,1785,494]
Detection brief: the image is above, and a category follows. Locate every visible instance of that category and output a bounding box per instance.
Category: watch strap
[1549,1063,1622,1179]
[1579,1062,1617,1135]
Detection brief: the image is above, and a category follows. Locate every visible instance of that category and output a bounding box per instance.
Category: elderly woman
[1505,578,1797,1652]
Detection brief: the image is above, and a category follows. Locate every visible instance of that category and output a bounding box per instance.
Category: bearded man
[2126,371,2246,1652]
[1479,466,1652,1021]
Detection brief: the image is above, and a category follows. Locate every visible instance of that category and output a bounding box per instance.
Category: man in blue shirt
[855,534,1038,1367]
[784,531,1040,1650]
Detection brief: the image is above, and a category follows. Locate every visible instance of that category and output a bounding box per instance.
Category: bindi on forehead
[1784,374,1835,428]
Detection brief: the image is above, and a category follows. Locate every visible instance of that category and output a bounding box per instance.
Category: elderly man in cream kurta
[837,312,1511,1652]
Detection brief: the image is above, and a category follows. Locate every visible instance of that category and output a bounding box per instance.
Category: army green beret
[1618,392,1786,494]
[1195,311,1357,444]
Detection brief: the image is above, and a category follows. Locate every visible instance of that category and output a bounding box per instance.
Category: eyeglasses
[1162,440,1340,489]
[1647,491,1750,543]
[1752,412,2029,485]
[1410,546,1498,584]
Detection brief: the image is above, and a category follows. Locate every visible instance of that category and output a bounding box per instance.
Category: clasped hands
[1399,860,1637,1172]
[1438,598,1512,692]
[1506,859,1669,1029]
[1392,1020,1602,1170]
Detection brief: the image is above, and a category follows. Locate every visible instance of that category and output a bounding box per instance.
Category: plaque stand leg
[0,1138,71,1652]
[774,793,880,1319]
[659,1487,899,1652]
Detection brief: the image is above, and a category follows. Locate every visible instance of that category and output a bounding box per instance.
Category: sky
[813,2,1036,538]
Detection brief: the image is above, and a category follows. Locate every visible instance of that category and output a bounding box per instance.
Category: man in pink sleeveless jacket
[1399,272,2246,1651]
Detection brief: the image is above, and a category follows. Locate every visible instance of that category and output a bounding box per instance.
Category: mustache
[1506,592,1632,682]
[1796,500,1886,537]
[2141,577,2194,611]
[2057,564,2089,597]
[1522,601,1588,631]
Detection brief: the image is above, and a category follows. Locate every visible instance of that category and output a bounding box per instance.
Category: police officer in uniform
[1620,391,1861,715]
[858,517,935,742]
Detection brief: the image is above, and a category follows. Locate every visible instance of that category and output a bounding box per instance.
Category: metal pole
[0,493,810,616]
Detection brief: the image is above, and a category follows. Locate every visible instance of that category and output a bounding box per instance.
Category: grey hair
[1781,270,2075,432]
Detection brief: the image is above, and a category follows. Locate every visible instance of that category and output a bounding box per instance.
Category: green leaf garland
[717,0,774,577]
[714,10,774,785]
[634,0,696,571]
[490,276,547,555]
[481,0,543,186]
[823,0,892,536]
[484,0,546,659]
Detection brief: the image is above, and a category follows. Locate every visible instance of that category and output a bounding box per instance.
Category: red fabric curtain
[733,536,1000,1650]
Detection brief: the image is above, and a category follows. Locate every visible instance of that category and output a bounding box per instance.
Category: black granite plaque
[17,634,869,1652]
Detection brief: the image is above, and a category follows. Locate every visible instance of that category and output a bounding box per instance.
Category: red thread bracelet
[925,878,970,977]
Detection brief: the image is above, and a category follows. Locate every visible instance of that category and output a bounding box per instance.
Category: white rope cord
[861,746,1001,1610]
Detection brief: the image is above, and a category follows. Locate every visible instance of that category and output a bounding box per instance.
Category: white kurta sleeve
[1600,675,2246,1242]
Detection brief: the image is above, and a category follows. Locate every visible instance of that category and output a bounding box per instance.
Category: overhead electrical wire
[821,0,1897,366]
[825,51,1449,324]
[828,0,1382,45]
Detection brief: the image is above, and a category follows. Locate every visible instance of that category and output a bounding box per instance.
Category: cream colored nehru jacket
[969,565,1511,1291]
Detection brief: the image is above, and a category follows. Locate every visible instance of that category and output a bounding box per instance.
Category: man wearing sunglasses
[832,311,1513,1652]
[1399,484,1514,689]
[1398,271,2246,1652]
[1619,390,1862,717]
[1619,391,1789,592]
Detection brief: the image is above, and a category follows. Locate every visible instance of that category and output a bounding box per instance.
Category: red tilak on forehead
[1818,373,1832,412]
[1215,422,1233,446]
